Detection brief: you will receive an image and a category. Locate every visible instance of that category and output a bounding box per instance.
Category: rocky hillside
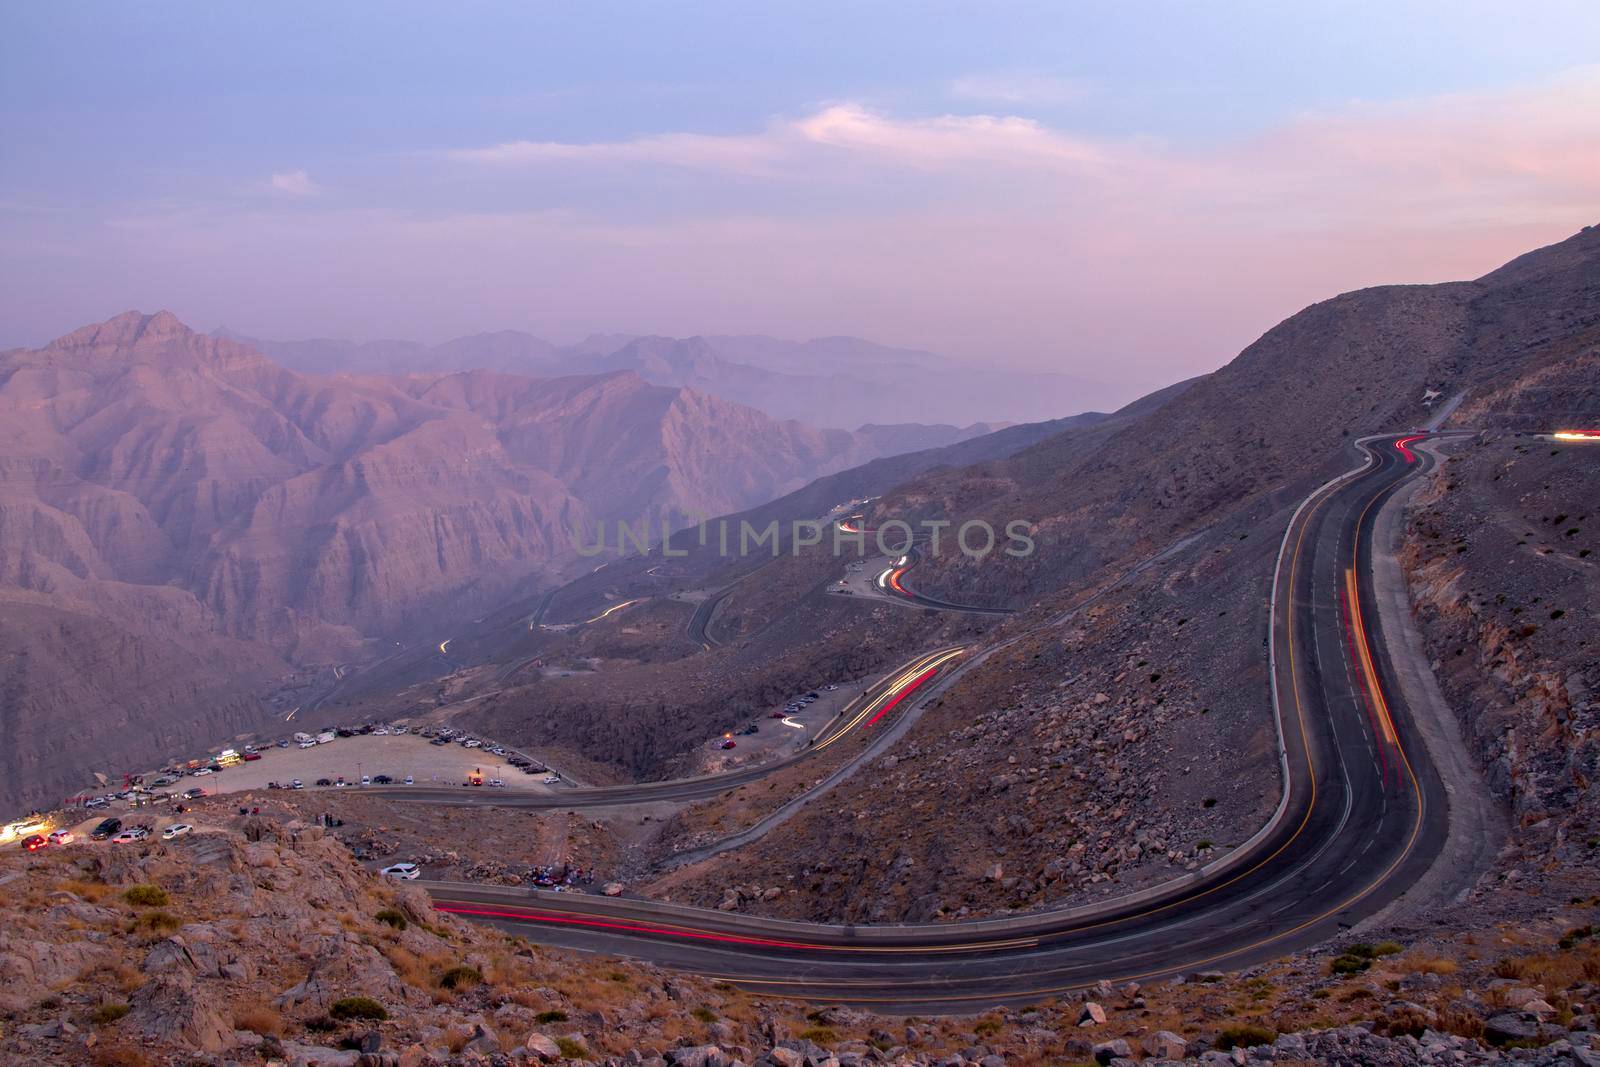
[1404,432,1600,913]
[0,312,989,814]
[4,809,1598,1065]
[645,226,1600,926]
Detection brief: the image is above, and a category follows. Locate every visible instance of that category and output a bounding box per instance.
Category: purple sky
[3,4,1599,390]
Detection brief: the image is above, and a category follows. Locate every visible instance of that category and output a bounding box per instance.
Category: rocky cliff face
[0,312,976,813]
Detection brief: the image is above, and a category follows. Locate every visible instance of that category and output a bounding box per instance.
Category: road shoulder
[1361,438,1507,928]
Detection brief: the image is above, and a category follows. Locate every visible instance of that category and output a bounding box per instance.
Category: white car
[298,740,316,749]
[112,827,149,843]
[360,775,370,786]
[403,776,414,786]
[380,863,420,880]
[542,773,562,785]
[162,824,192,840]
[47,829,74,845]
[190,767,213,776]
[290,779,304,789]
[488,778,504,788]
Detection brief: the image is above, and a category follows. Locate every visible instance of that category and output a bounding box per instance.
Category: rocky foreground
[3,808,1600,1066]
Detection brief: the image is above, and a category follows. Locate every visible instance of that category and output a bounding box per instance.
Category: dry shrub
[1400,955,1459,975]
[1492,956,1528,979]
[381,942,449,990]
[90,1044,154,1067]
[79,961,146,996]
[233,1003,284,1037]
[55,879,112,903]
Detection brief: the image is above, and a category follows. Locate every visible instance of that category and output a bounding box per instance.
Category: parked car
[291,779,304,789]
[402,776,414,786]
[430,737,450,746]
[275,739,290,748]
[242,751,262,762]
[359,775,370,786]
[314,778,332,787]
[738,724,759,735]
[112,826,149,843]
[181,787,206,799]
[84,797,109,810]
[542,773,562,785]
[380,863,420,880]
[162,824,192,840]
[372,774,392,785]
[487,778,504,788]
[189,767,213,777]
[719,739,737,750]
[22,834,47,851]
[47,829,74,845]
[90,818,122,840]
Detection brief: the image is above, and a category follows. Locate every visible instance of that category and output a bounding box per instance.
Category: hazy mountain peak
[52,308,192,351]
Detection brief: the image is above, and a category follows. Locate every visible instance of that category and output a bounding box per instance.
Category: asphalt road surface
[419,435,1452,1010]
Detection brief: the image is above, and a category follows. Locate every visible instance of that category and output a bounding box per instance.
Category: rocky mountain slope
[0,313,993,814]
[3,806,1598,1065]
[647,225,1600,924]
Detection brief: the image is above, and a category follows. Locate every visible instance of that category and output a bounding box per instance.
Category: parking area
[129,731,561,799]
[699,681,861,768]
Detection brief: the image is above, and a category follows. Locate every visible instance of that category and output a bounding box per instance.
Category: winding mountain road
[418,435,1456,1009]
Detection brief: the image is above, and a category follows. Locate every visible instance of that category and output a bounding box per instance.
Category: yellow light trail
[584,598,642,624]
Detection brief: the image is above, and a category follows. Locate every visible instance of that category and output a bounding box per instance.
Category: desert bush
[1330,954,1372,975]
[132,911,180,934]
[439,965,482,990]
[89,1001,130,1025]
[233,1004,284,1037]
[555,1037,586,1059]
[329,996,388,1021]
[535,1009,568,1025]
[1216,1024,1276,1050]
[123,884,168,907]
[375,908,408,930]
[1493,957,1528,979]
[799,1026,838,1044]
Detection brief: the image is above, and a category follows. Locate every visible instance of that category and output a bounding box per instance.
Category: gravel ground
[150,734,558,795]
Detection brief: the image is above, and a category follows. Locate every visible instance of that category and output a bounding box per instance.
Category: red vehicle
[719,739,737,750]
[22,834,47,851]
[242,751,262,762]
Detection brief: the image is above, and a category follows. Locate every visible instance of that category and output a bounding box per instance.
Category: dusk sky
[3,2,1599,390]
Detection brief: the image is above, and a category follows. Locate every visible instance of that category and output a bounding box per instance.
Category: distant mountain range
[0,312,1006,811]
[214,327,1130,428]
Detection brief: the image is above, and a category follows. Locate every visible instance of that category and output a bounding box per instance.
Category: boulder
[1143,1030,1186,1058]
[1092,1038,1131,1064]
[1483,1011,1541,1046]
[127,972,234,1053]
[669,1046,727,1067]
[1077,1001,1107,1026]
[525,1033,562,1062]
